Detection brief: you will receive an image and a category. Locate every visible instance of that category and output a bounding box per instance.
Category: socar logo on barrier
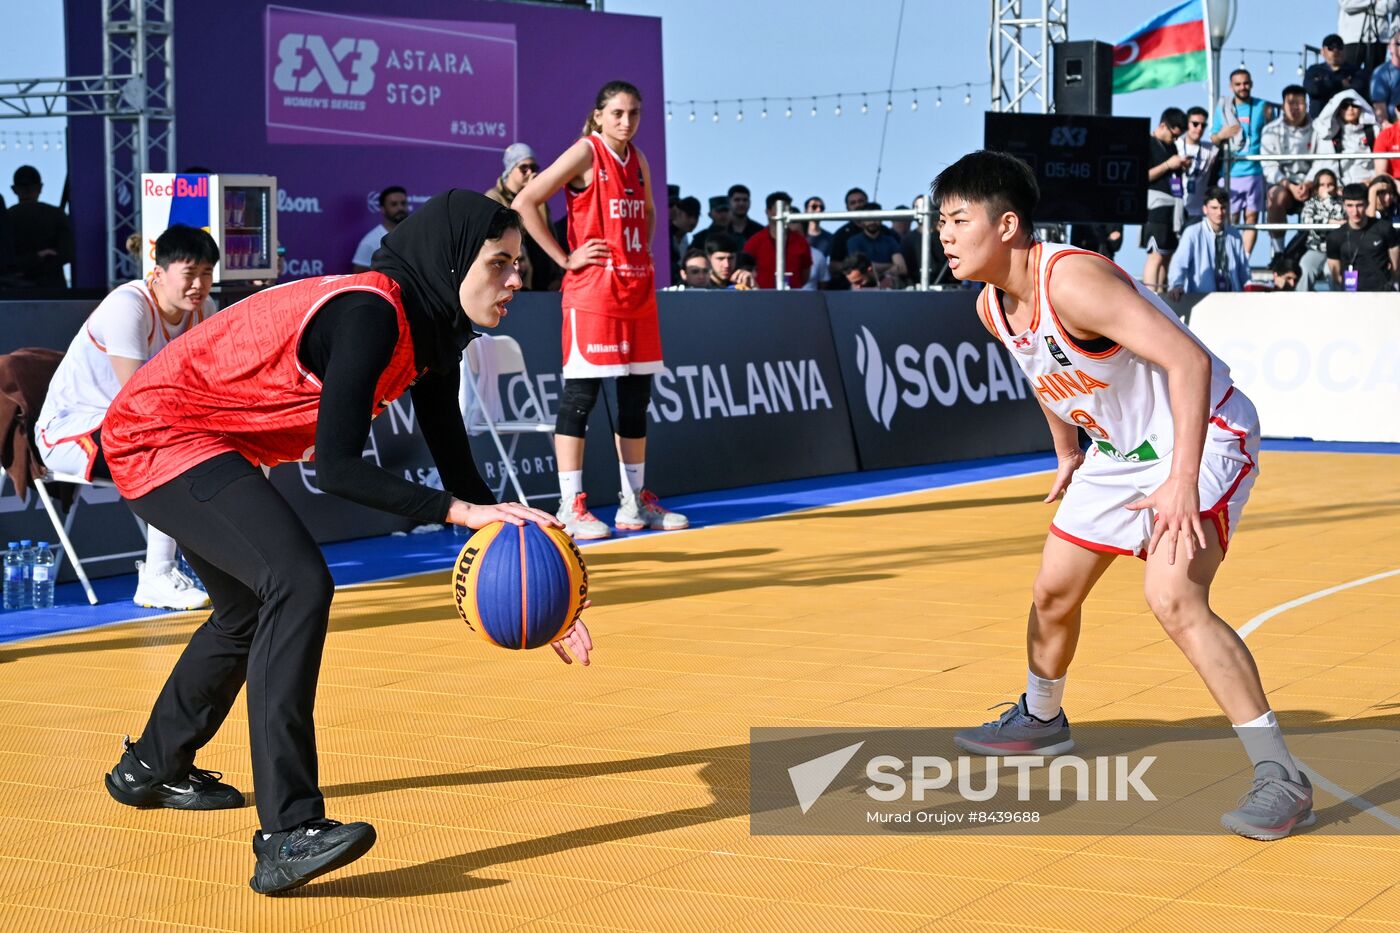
[854,325,898,431]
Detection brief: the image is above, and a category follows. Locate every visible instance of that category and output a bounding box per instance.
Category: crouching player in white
[937,151,1311,841]
[36,225,217,611]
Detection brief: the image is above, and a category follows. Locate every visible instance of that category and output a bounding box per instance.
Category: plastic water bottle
[31,542,55,609]
[16,539,34,609]
[3,543,24,611]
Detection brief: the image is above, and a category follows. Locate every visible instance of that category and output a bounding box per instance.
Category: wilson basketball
[451,522,588,649]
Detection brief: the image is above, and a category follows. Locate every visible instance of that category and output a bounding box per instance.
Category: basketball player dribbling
[514,80,688,541]
[100,192,593,894]
[936,151,1312,841]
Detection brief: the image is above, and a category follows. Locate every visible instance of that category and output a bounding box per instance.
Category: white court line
[1238,567,1400,833]
[1237,568,1400,640]
[1299,765,1400,832]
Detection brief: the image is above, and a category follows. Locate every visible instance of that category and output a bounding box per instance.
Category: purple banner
[265,6,517,150]
[63,0,667,289]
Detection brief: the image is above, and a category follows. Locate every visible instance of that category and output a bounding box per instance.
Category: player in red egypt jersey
[514,79,690,541]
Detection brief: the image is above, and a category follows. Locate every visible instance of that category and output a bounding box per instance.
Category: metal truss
[991,0,1069,114]
[0,0,175,285]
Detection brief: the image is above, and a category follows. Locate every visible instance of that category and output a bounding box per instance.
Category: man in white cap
[485,142,560,290]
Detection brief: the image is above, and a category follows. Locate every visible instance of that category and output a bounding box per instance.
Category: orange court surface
[0,449,1396,932]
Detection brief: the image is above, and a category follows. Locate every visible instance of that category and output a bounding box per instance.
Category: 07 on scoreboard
[983,112,1149,225]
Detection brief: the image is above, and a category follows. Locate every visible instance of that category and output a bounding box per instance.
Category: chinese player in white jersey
[936,151,1311,841]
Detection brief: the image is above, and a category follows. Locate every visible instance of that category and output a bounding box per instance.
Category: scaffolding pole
[991,0,1069,114]
[0,0,175,286]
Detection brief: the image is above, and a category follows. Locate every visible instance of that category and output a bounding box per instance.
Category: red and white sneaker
[615,488,689,531]
[556,493,612,540]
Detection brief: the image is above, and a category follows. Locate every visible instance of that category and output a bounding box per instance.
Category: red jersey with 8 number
[561,134,655,319]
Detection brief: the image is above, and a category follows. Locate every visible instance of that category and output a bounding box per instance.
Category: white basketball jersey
[978,242,1234,464]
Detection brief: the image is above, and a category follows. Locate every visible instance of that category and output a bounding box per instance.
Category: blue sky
[3,1,1334,272]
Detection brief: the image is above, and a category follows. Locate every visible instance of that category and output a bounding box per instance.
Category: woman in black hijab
[101,190,592,895]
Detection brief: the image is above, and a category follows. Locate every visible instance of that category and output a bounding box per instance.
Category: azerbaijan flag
[1113,0,1208,93]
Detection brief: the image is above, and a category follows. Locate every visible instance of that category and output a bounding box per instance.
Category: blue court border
[2,439,1394,644]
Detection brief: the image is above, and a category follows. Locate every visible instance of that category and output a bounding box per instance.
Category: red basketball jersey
[103,271,421,499]
[561,133,657,320]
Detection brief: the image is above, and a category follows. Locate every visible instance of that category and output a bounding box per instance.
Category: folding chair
[29,469,122,606]
[460,335,556,504]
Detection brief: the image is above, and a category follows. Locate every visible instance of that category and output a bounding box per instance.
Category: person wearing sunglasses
[484,142,560,290]
[1175,106,1219,229]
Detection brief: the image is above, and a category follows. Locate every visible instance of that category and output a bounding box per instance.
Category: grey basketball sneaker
[953,694,1075,756]
[1220,761,1315,841]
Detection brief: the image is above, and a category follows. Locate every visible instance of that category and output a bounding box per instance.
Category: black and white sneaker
[104,735,245,810]
[250,818,377,895]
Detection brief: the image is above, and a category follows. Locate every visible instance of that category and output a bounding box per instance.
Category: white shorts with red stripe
[37,414,104,481]
[1050,387,1260,560]
[561,307,664,379]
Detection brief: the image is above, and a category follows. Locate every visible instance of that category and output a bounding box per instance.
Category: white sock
[620,462,645,496]
[144,526,179,577]
[1232,709,1301,782]
[558,470,583,502]
[1026,670,1066,721]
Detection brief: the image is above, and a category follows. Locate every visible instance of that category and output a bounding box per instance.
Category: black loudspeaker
[1053,41,1114,116]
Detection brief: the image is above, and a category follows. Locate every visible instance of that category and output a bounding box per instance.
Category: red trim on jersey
[975,289,997,336]
[1043,248,1134,360]
[1050,522,1142,559]
[987,243,1043,338]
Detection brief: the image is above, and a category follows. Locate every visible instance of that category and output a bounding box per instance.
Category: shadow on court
[300,709,1400,899]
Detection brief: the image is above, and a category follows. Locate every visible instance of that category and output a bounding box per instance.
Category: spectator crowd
[5,5,1398,297]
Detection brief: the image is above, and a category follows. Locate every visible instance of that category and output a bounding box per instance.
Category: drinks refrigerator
[140,173,279,282]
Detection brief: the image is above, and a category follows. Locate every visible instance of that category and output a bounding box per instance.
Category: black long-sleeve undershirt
[297,292,494,524]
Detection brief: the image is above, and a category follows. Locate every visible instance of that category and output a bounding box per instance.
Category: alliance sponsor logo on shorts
[585,343,620,354]
[853,325,1032,430]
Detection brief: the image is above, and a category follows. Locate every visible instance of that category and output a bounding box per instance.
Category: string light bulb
[26,134,34,151]
[736,108,744,122]
[761,99,768,119]
[885,97,893,112]
[964,89,973,105]
[834,98,843,117]
[1267,56,1275,74]
[785,100,793,118]
[810,98,818,117]
[911,97,919,111]
[861,96,869,114]
[936,94,943,108]
[711,106,720,123]
[688,104,696,122]
[666,107,673,121]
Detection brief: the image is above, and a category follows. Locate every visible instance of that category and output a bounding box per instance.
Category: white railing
[1226,150,1400,232]
[771,202,938,291]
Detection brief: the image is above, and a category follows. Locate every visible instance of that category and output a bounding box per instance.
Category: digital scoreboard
[983,112,1150,225]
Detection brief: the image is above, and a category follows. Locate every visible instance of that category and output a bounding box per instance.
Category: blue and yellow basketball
[451,522,588,649]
